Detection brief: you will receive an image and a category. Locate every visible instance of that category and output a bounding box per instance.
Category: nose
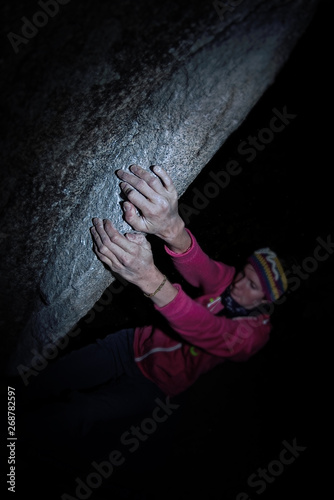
[233,273,246,289]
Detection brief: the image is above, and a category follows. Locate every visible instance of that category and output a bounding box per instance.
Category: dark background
[1,0,333,499]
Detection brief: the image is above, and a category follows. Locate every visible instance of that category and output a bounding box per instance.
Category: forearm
[159,217,192,254]
[165,228,236,294]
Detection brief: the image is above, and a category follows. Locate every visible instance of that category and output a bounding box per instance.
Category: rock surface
[0,0,319,373]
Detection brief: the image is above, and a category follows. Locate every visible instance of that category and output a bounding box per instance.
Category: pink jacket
[133,230,271,396]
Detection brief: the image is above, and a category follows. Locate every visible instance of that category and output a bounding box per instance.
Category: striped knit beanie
[247,248,288,302]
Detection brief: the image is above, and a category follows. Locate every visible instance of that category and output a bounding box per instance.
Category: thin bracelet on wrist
[144,275,167,298]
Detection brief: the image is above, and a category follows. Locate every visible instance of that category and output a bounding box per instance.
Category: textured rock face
[1,0,319,373]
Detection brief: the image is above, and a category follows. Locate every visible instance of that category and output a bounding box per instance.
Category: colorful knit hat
[247,248,288,302]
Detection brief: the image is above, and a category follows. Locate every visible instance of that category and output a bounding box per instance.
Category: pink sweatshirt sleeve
[154,284,268,359]
[165,229,235,296]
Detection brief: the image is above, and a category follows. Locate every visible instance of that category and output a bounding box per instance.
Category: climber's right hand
[116,165,183,241]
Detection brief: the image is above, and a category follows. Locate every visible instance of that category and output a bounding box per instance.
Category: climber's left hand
[90,217,178,305]
[90,217,159,287]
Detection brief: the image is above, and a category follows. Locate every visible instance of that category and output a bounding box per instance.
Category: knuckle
[147,176,159,187]
[136,179,146,190]
[138,235,147,246]
[122,254,133,266]
[171,195,178,205]
[125,188,135,199]
[109,232,119,243]
[159,198,169,210]
[99,244,109,254]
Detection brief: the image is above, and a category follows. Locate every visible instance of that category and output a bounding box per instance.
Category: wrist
[164,222,192,254]
[137,267,178,306]
[137,267,165,295]
[157,216,184,241]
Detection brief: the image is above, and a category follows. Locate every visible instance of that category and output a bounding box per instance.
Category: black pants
[17,329,170,473]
